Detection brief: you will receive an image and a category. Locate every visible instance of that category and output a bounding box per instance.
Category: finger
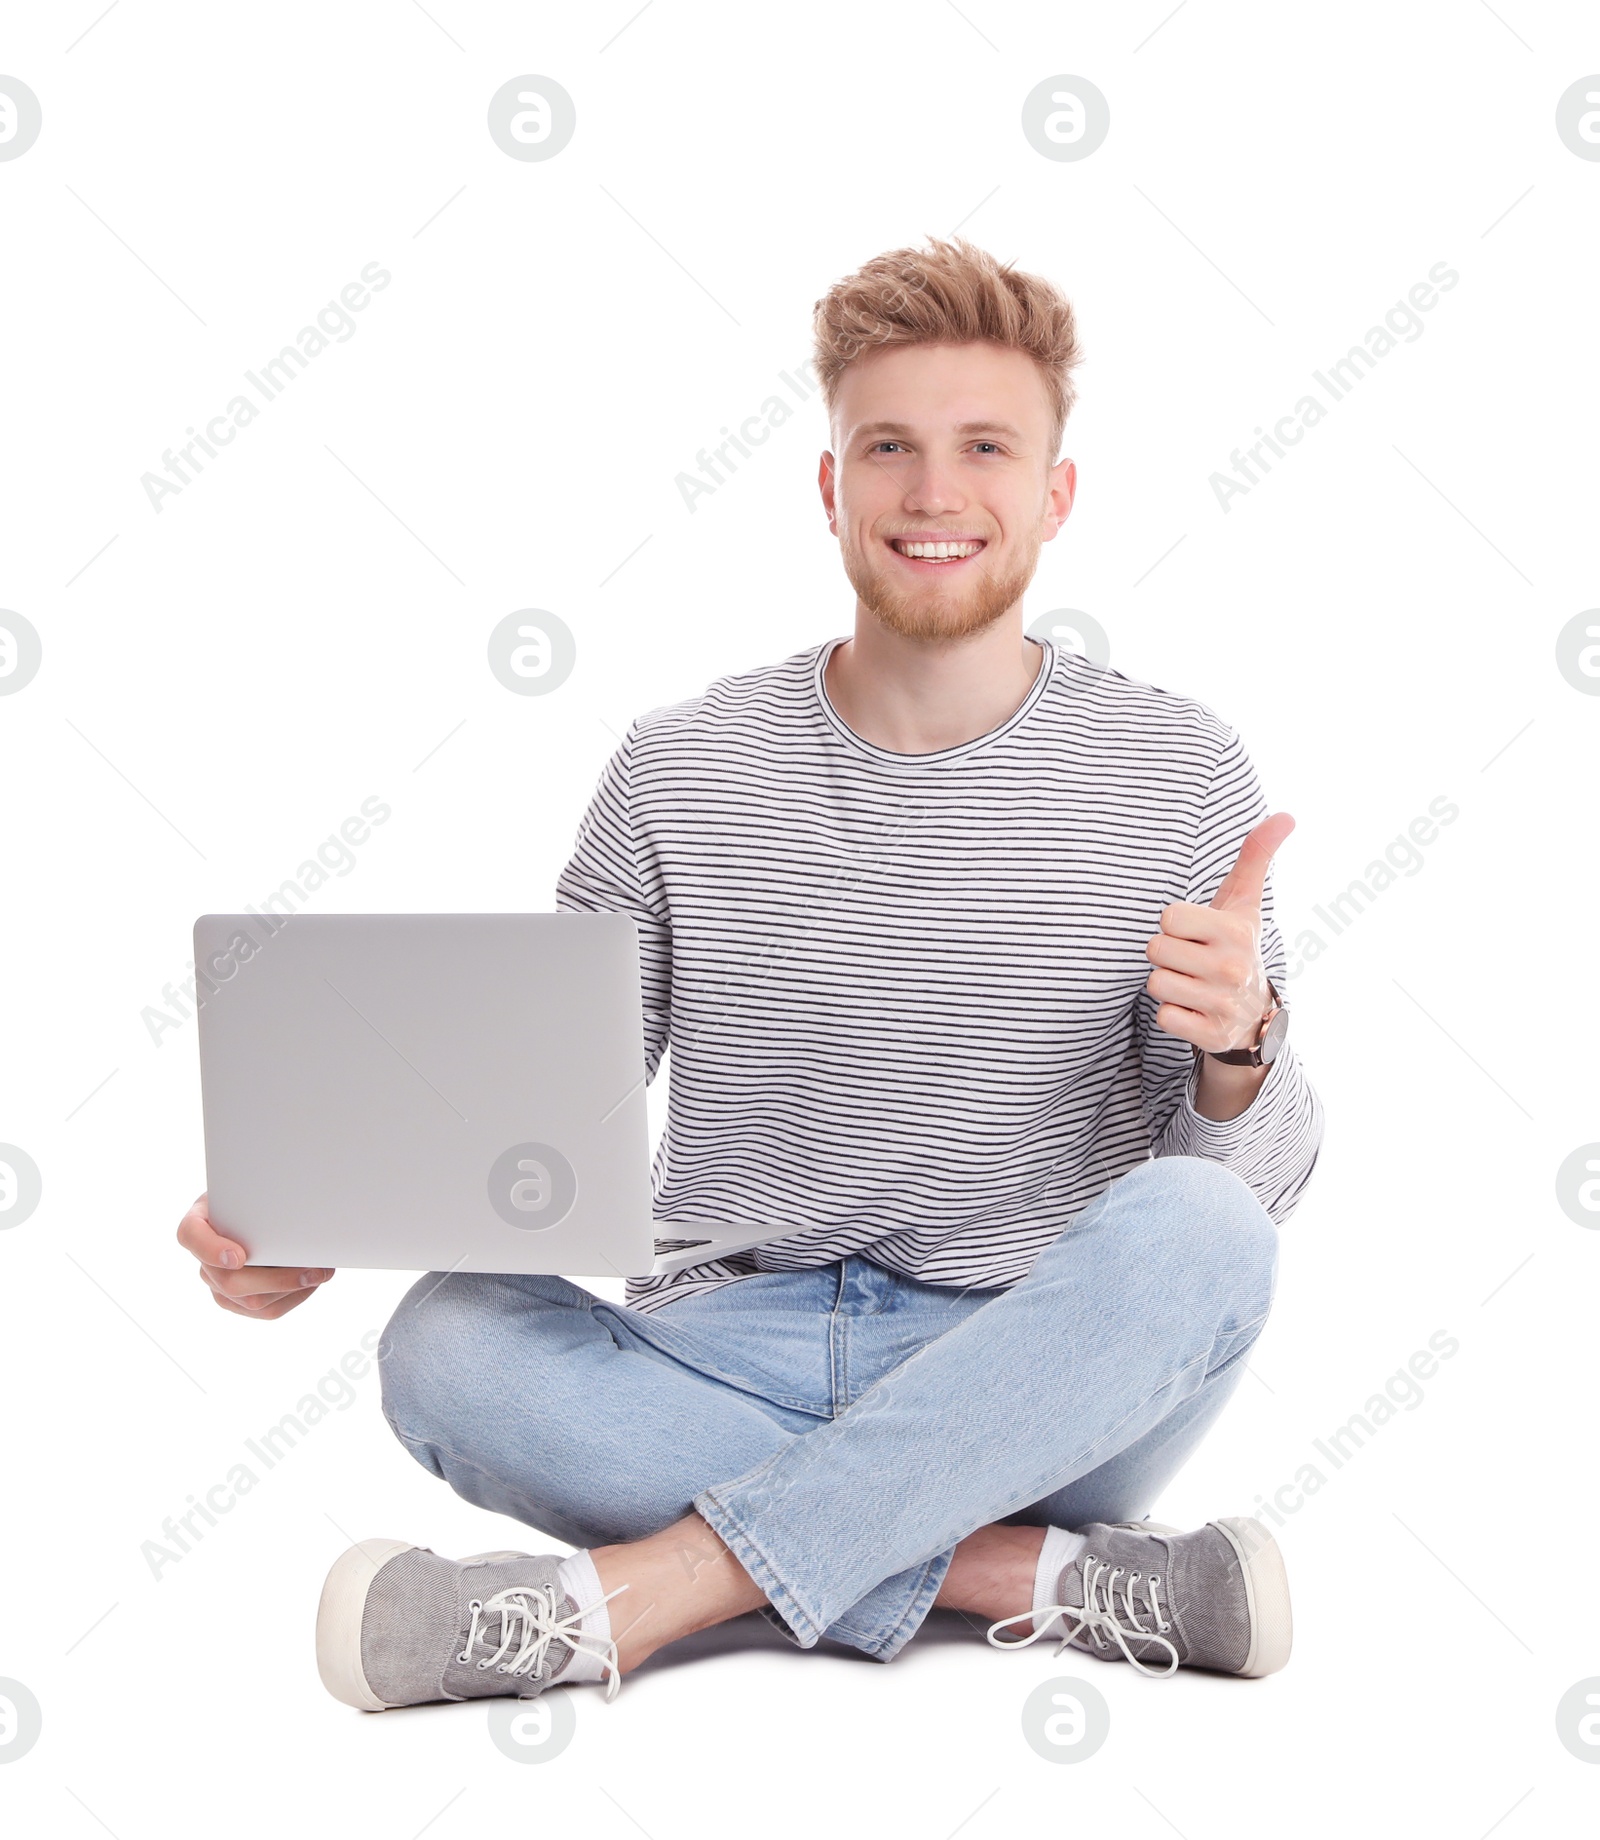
[1210,812,1295,916]
[177,1197,250,1272]
[200,1263,332,1301]
[208,1284,318,1321]
[1152,1000,1218,1051]
[198,1267,296,1308]
[218,1289,299,1312]
[1145,965,1220,1020]
[1157,901,1234,945]
[1146,932,1241,979]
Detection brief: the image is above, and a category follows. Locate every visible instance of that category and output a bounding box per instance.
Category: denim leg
[693,1155,1278,1660]
[1003,1331,1255,1529]
[376,1269,823,1550]
[376,1264,930,1658]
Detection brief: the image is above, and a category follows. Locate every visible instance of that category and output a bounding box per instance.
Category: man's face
[819,340,1076,643]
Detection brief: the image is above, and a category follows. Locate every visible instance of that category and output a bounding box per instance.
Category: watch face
[1261,1005,1290,1063]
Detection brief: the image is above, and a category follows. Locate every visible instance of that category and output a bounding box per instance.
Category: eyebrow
[854,419,1027,441]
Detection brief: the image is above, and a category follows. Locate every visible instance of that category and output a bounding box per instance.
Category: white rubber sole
[315,1537,416,1711]
[1213,1516,1293,1677]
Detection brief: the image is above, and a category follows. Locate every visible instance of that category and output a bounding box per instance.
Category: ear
[1042,455,1077,540]
[818,450,839,533]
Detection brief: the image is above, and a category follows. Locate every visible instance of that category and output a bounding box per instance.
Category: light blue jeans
[379,1155,1278,1661]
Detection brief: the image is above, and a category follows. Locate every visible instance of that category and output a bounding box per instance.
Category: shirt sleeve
[553,721,672,1084]
[1135,725,1325,1225]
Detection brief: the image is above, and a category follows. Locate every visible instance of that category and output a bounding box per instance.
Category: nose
[900,455,968,519]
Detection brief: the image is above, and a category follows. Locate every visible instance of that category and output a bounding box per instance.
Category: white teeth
[894,540,982,559]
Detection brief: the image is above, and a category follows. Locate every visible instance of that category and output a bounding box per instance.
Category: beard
[840,531,1042,643]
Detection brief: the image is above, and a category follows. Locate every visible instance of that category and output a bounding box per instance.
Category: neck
[824,613,1044,755]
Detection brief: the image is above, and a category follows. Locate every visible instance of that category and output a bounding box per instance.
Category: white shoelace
[457,1581,631,1701]
[988,1554,1180,1679]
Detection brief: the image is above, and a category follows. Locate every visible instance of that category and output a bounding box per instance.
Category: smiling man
[181,236,1324,1710]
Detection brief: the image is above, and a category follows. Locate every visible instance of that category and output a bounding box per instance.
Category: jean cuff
[822,1547,954,1661]
[693,1485,954,1661]
[694,1485,827,1647]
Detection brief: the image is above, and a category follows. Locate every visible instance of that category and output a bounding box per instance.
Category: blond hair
[811,235,1083,460]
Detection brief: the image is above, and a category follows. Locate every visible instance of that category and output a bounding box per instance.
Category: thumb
[1211,811,1295,914]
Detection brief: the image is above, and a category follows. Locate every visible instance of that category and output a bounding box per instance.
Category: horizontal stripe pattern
[556,637,1324,1315]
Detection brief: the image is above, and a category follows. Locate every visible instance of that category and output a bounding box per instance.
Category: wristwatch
[1201,979,1288,1067]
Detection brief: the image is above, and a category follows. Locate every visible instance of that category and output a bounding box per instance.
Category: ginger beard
[837,519,1045,643]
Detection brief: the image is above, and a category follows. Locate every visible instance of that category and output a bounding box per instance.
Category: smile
[888,537,987,565]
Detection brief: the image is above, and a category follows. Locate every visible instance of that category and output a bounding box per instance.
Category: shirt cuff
[1177,1042,1284,1153]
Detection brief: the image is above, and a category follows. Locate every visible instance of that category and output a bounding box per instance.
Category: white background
[2,1,1596,1833]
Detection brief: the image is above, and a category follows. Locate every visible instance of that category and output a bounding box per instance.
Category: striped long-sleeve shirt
[556,636,1324,1315]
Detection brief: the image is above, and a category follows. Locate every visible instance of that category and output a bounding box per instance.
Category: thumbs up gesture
[1145,813,1294,1055]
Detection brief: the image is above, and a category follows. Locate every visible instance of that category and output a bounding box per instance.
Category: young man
[179,236,1323,1709]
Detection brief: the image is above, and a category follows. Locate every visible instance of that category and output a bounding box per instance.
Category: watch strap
[1204,979,1284,1067]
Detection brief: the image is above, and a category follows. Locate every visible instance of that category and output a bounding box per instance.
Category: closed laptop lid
[194,912,656,1277]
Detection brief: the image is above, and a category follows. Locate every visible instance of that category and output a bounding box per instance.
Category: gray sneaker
[986,1517,1292,1679]
[316,1538,627,1710]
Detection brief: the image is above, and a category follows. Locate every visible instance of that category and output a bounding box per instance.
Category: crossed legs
[378,1155,1278,1669]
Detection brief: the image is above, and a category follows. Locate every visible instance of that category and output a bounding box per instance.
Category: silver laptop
[193,912,774,1279]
